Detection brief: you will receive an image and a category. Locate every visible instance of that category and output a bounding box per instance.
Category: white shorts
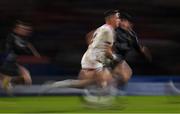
[81,49,106,70]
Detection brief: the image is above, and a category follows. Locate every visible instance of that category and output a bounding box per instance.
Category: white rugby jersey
[81,24,115,69]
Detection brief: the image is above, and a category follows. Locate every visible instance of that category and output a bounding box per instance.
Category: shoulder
[98,24,113,33]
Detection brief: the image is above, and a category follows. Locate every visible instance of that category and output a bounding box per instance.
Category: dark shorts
[0,61,20,76]
[108,54,125,70]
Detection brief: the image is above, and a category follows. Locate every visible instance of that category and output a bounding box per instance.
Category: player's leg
[112,60,132,86]
[17,65,32,85]
[2,63,32,86]
[0,73,13,94]
[48,79,94,89]
[45,69,96,89]
[82,68,119,106]
[0,62,16,93]
[95,68,114,88]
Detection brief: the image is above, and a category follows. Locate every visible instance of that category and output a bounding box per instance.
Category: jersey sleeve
[22,42,33,54]
[92,27,114,48]
[130,30,141,52]
[102,27,114,45]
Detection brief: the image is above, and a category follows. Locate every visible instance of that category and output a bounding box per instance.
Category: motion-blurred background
[0,0,179,84]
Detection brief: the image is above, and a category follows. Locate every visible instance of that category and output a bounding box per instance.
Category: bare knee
[125,67,132,80]
[122,73,131,83]
[96,68,113,88]
[113,61,132,83]
[18,66,32,85]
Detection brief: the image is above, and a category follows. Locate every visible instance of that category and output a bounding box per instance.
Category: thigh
[78,69,96,80]
[78,69,97,87]
[113,60,132,79]
[95,68,113,86]
[18,65,32,85]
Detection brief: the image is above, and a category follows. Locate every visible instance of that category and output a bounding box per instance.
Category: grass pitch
[0,96,179,113]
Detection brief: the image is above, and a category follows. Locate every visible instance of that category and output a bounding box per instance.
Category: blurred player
[111,12,152,86]
[42,10,120,90]
[85,12,152,87]
[0,20,41,93]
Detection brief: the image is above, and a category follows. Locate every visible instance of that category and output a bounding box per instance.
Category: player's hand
[141,46,152,62]
[27,43,41,58]
[104,44,113,59]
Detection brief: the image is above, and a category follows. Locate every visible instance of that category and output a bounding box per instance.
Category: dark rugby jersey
[5,33,31,62]
[114,27,141,59]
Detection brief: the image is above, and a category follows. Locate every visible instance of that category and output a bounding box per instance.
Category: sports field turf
[0,96,180,113]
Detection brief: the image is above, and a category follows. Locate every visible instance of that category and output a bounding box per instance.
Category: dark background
[0,0,179,80]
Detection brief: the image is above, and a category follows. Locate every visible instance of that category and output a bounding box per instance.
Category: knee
[96,69,113,88]
[127,68,133,78]
[21,70,32,85]
[122,68,132,83]
[24,76,32,85]
[114,68,132,81]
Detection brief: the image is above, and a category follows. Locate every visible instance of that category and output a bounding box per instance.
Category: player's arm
[131,30,152,62]
[26,43,41,58]
[104,43,119,62]
[86,30,95,45]
[102,29,117,60]
[140,46,152,62]
[104,42,113,59]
